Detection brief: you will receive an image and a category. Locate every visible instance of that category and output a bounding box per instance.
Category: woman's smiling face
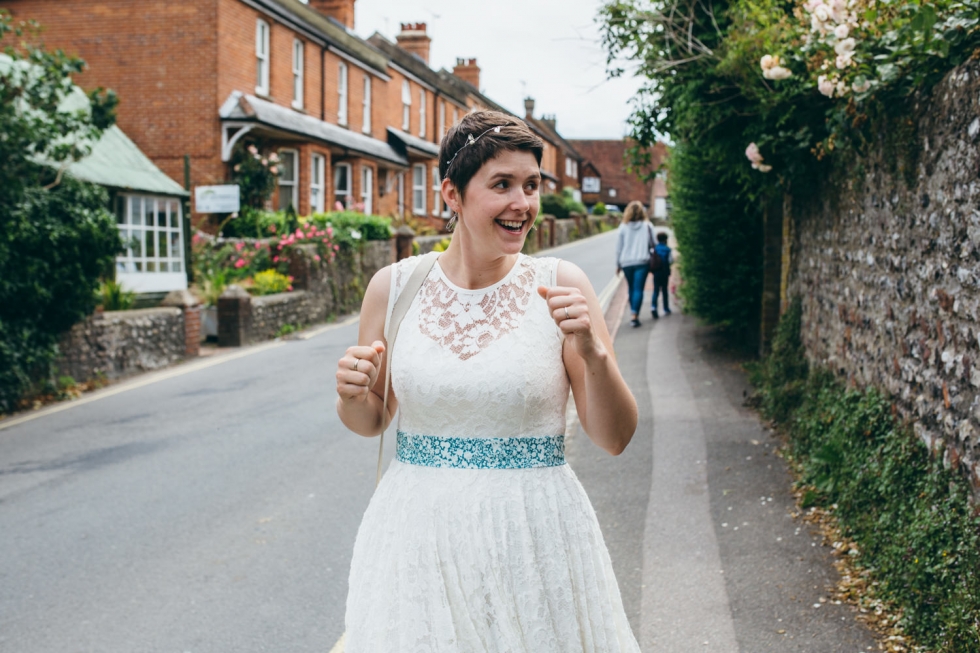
[450,150,541,255]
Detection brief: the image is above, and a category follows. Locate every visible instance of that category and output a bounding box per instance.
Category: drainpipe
[320,45,327,122]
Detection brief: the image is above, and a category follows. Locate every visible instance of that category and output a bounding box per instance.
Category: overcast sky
[352,0,645,140]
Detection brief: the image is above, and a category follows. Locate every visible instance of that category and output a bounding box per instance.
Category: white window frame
[452,108,458,126]
[362,74,371,134]
[439,101,446,139]
[292,39,304,109]
[582,176,600,193]
[401,80,411,131]
[360,165,373,215]
[419,90,426,138]
[114,194,187,293]
[334,162,351,208]
[431,165,441,217]
[310,153,325,213]
[412,163,426,215]
[255,19,270,96]
[337,62,348,126]
[277,148,299,211]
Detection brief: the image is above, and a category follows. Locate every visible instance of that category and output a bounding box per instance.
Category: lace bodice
[387,253,569,439]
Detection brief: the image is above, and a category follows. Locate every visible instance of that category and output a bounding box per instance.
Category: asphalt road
[0,232,621,653]
[0,228,878,652]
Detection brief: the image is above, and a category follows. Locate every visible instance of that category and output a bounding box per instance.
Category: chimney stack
[453,58,480,89]
[541,113,556,131]
[524,97,535,119]
[308,0,356,30]
[395,23,431,64]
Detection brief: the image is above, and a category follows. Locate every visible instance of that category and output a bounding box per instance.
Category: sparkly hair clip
[444,125,504,174]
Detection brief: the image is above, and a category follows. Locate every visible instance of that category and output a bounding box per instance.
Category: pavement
[0,229,881,652]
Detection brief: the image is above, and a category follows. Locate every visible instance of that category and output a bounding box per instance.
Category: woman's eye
[525,182,539,192]
[495,180,509,189]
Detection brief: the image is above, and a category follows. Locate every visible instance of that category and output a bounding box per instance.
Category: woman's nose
[511,188,531,213]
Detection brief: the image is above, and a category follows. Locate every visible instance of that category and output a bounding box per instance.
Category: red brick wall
[7,0,221,188]
[570,139,665,209]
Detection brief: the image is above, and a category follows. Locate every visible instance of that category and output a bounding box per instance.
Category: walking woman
[615,200,654,327]
[335,110,641,652]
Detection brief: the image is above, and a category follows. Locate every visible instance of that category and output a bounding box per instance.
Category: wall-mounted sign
[195,184,240,213]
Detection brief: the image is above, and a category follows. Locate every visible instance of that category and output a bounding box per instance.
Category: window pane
[145,229,155,257]
[280,151,296,182]
[131,229,143,256]
[147,261,156,272]
[278,184,294,211]
[116,196,126,224]
[135,261,143,272]
[335,165,349,192]
[157,203,167,227]
[158,231,167,258]
[170,231,181,258]
[130,197,141,225]
[160,261,170,272]
[145,199,155,228]
[172,261,182,273]
[169,201,179,227]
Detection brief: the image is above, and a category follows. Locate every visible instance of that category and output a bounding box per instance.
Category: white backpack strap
[377,252,439,486]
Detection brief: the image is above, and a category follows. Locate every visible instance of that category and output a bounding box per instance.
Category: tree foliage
[0,12,121,411]
[599,0,979,338]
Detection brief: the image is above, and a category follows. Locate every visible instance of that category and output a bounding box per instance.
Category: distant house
[570,139,668,214]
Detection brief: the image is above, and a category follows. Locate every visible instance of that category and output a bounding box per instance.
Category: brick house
[366,25,470,232]
[522,99,582,195]
[8,0,585,244]
[570,139,668,213]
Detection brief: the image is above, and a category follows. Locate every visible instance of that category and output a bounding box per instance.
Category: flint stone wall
[789,59,980,494]
[57,308,185,381]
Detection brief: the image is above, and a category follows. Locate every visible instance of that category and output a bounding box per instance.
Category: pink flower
[233,164,241,172]
[234,259,246,269]
[333,244,340,251]
[334,201,344,211]
[745,143,763,164]
[254,241,262,249]
[235,242,244,251]
[268,224,277,233]
[326,226,333,237]
[261,158,268,166]
[322,238,329,243]
[314,254,321,261]
[247,144,258,155]
[269,166,278,175]
[286,285,293,292]
[273,256,280,263]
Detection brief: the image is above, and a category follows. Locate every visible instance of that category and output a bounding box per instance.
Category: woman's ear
[441,177,460,214]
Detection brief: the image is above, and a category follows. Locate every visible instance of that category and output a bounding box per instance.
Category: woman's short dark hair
[439,110,543,200]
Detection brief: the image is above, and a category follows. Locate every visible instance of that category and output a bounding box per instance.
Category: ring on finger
[352,359,359,372]
[563,306,571,320]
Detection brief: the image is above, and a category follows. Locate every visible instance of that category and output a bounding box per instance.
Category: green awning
[66,126,189,197]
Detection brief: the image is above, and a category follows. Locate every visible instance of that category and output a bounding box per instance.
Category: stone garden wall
[58,308,186,382]
[788,59,980,493]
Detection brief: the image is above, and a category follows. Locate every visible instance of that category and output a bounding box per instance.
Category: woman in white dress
[335,110,641,652]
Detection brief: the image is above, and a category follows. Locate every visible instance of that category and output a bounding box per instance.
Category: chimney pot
[524,97,535,118]
[396,21,432,64]
[308,0,356,30]
[453,57,481,90]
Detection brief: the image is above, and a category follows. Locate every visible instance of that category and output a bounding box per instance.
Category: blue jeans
[652,272,670,313]
[623,264,648,316]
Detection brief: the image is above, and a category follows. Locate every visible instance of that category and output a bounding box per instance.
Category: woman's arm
[537,261,638,455]
[335,266,397,437]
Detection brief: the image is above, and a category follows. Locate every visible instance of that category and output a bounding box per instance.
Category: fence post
[218,285,252,347]
[161,289,201,357]
[395,225,416,261]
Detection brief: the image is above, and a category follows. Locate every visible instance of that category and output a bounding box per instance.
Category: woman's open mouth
[495,219,526,234]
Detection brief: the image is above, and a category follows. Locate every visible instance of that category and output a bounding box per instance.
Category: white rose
[836,79,848,96]
[835,37,856,55]
[836,52,853,69]
[767,66,792,80]
[814,5,830,22]
[745,142,763,164]
[761,54,774,70]
[818,75,836,97]
[756,164,773,173]
[834,24,849,39]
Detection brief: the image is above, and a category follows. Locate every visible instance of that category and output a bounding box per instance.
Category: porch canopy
[386,127,440,160]
[219,92,408,168]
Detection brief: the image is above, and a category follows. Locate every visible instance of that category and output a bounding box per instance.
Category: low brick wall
[57,308,186,382]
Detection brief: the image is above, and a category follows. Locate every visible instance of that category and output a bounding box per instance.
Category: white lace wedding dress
[345,253,640,653]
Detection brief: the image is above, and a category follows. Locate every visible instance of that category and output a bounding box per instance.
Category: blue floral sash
[396,431,566,469]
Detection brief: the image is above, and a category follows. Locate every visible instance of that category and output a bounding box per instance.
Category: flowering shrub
[268,221,338,268]
[249,269,293,295]
[309,211,392,249]
[230,142,279,209]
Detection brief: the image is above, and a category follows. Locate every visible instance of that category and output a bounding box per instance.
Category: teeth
[498,220,524,229]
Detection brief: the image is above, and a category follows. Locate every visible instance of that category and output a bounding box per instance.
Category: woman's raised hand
[537,285,602,359]
[337,341,386,402]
